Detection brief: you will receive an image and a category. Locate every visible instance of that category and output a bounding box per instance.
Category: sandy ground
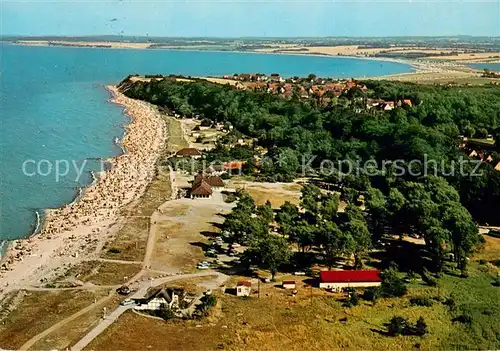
[0,87,167,297]
[151,192,235,273]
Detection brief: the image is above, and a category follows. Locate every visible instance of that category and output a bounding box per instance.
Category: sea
[0,43,413,255]
[470,63,500,72]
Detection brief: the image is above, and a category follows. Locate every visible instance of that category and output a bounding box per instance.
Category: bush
[414,317,428,336]
[491,275,500,287]
[410,296,434,307]
[478,259,487,265]
[157,304,175,320]
[108,247,121,254]
[362,287,381,303]
[444,294,457,313]
[387,316,428,336]
[388,316,409,336]
[454,313,473,325]
[422,268,439,287]
[205,295,217,308]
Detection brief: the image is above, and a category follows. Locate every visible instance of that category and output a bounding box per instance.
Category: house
[495,162,500,172]
[193,173,225,190]
[190,179,213,199]
[223,161,246,173]
[319,270,382,292]
[204,164,227,176]
[377,101,394,111]
[236,281,252,296]
[282,280,296,289]
[176,148,202,159]
[269,73,283,82]
[402,99,413,107]
[134,287,186,311]
[468,150,479,158]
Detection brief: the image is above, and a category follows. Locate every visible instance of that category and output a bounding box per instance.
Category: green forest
[120,76,500,273]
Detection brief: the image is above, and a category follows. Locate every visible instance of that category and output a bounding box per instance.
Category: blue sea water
[470,63,500,72]
[0,43,413,248]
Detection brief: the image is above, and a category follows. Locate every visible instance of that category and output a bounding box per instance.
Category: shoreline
[11,40,500,65]
[10,41,490,79]
[0,85,167,295]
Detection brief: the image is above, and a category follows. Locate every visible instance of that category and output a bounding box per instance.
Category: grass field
[0,290,107,349]
[29,295,122,350]
[227,180,302,208]
[53,260,142,286]
[88,236,500,351]
[166,117,189,152]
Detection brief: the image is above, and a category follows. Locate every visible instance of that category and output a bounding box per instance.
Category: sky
[1,0,499,37]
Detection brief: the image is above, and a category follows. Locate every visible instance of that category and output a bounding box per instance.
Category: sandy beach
[0,86,167,296]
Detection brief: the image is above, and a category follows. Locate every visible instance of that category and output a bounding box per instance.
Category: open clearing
[53,260,142,286]
[226,180,302,208]
[150,193,235,273]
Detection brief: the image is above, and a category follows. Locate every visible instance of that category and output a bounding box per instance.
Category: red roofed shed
[319,270,382,291]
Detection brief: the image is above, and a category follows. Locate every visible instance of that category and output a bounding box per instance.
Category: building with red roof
[236,281,252,296]
[319,270,382,291]
[176,148,202,159]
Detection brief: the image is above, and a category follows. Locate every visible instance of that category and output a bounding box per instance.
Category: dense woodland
[121,77,500,273]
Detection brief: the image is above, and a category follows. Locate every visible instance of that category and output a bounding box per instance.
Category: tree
[320,194,340,221]
[259,235,291,280]
[290,221,317,253]
[276,201,300,236]
[381,266,407,297]
[300,184,321,216]
[318,221,345,269]
[442,201,481,273]
[257,200,274,224]
[365,187,388,240]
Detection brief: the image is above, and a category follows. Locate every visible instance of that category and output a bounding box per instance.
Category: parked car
[116,285,131,295]
[197,264,210,270]
[294,271,306,276]
[120,298,136,306]
[231,243,241,248]
[487,230,500,238]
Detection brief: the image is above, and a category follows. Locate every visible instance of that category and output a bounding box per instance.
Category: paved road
[71,271,226,351]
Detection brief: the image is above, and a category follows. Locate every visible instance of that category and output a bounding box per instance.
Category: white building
[236,281,252,297]
[134,287,185,311]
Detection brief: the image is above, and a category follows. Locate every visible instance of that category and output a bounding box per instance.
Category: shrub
[491,275,500,287]
[444,294,457,313]
[410,296,434,307]
[422,268,439,287]
[362,287,381,303]
[454,313,473,325]
[414,317,428,336]
[108,247,121,254]
[387,316,410,336]
[157,304,175,320]
[478,259,487,265]
[205,295,217,308]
